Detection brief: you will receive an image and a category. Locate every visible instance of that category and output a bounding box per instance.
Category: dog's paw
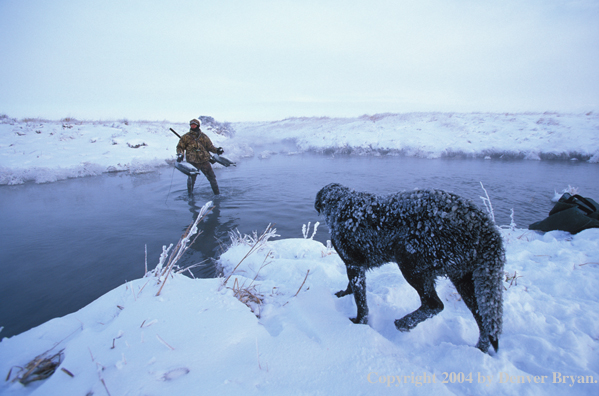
[476,336,497,354]
[394,318,415,332]
[350,316,368,325]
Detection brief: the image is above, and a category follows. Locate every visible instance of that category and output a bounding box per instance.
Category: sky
[0,0,598,122]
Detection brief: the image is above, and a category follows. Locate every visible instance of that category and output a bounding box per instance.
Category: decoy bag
[529,193,599,234]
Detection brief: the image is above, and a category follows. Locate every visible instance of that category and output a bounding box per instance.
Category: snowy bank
[1,221,598,395]
[233,112,599,160]
[0,117,236,185]
[1,112,598,185]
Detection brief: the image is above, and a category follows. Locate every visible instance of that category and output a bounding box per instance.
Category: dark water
[1,154,598,338]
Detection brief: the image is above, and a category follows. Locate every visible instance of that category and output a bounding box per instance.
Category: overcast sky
[1,0,598,122]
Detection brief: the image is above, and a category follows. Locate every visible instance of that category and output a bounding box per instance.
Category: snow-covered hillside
[1,112,598,185]
[233,112,599,160]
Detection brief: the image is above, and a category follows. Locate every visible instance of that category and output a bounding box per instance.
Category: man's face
[190,123,199,130]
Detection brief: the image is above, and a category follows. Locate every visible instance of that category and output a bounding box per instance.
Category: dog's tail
[473,232,505,352]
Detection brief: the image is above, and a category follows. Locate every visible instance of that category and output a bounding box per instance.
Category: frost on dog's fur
[315,183,505,353]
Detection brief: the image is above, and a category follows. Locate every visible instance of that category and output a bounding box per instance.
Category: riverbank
[0,222,598,395]
[1,112,597,185]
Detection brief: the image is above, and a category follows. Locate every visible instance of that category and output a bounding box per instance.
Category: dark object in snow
[529,193,599,234]
[198,115,235,138]
[210,153,236,167]
[315,183,505,353]
[8,350,64,385]
[175,160,200,176]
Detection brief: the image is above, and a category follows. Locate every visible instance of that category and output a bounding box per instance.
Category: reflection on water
[1,154,598,338]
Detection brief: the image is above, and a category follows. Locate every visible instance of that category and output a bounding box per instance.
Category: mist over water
[1,154,598,338]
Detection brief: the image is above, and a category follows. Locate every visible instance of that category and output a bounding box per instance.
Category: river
[1,154,597,338]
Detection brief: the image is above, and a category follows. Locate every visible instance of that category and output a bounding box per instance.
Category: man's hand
[176,153,183,162]
[216,147,224,155]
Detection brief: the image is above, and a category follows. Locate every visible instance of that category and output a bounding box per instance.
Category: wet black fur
[315,183,505,353]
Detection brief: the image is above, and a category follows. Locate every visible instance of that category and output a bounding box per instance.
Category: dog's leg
[335,283,353,298]
[345,265,368,324]
[395,261,444,331]
[449,272,490,352]
[335,246,355,297]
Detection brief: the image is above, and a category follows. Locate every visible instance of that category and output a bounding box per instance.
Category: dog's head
[315,183,348,215]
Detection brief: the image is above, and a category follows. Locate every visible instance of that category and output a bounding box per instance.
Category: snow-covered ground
[1,112,598,185]
[0,112,598,395]
[0,220,597,396]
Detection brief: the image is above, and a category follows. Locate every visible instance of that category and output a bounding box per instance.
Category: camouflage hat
[190,118,201,126]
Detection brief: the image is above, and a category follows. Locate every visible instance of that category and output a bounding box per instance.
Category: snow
[1,112,598,185]
[0,112,598,395]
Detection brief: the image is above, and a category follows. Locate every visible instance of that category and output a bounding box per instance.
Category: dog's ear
[315,188,324,214]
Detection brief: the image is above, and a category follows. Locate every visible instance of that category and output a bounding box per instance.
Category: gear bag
[529,193,599,234]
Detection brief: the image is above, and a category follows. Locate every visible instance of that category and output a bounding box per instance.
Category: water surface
[1,154,597,338]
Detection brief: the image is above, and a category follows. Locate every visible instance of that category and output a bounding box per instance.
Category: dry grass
[221,223,320,314]
[479,182,496,224]
[230,278,264,315]
[302,222,319,239]
[5,326,81,386]
[146,201,214,295]
[504,270,523,289]
[221,224,280,316]
[222,224,278,287]
[294,269,310,297]
[6,350,64,385]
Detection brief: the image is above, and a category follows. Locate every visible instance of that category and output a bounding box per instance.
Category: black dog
[315,183,505,353]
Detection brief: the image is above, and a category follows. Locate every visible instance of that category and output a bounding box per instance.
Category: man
[176,118,224,195]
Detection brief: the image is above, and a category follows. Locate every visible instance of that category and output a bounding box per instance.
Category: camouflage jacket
[176,129,218,164]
